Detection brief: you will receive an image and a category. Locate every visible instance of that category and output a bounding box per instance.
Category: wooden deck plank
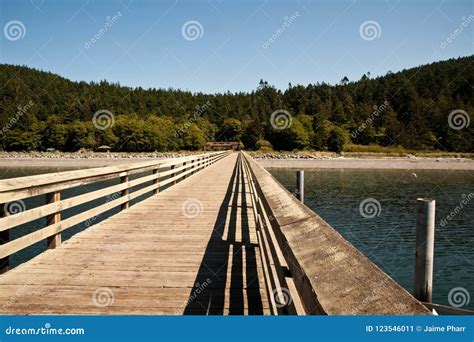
[0,153,269,315]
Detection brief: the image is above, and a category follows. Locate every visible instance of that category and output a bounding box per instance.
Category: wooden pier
[0,152,431,315]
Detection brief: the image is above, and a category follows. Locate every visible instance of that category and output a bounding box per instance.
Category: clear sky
[0,0,472,93]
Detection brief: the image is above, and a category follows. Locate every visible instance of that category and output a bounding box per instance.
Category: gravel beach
[0,152,472,170]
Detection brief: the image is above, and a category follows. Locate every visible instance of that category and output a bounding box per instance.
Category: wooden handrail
[0,152,227,202]
[242,152,432,315]
[0,151,231,272]
[422,302,474,315]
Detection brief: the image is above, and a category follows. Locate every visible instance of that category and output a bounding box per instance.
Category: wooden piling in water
[414,198,435,303]
[296,170,304,203]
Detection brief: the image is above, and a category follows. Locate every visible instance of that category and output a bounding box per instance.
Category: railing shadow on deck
[183,154,264,315]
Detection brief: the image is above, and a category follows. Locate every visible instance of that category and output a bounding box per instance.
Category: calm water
[269,167,474,310]
[1,166,473,311]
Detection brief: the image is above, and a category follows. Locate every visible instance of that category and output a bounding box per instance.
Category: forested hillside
[0,56,472,152]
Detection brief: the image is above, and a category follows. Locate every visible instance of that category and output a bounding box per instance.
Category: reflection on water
[268,167,474,311]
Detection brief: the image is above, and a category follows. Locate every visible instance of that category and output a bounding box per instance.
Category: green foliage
[3,129,41,151]
[66,121,95,151]
[181,124,207,150]
[0,56,473,152]
[255,139,273,151]
[267,116,311,151]
[327,127,349,152]
[217,118,243,142]
[312,120,334,150]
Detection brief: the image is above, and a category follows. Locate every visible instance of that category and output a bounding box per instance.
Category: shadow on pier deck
[0,151,431,315]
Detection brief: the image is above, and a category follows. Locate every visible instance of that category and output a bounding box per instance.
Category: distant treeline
[0,55,472,152]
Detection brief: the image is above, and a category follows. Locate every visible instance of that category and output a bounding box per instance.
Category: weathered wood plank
[0,152,268,315]
[243,152,432,315]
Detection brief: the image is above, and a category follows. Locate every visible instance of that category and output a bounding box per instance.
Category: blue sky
[0,0,472,93]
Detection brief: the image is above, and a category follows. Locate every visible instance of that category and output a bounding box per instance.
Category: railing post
[0,205,9,273]
[46,191,61,249]
[183,162,187,179]
[414,198,435,303]
[121,174,129,210]
[296,170,304,203]
[152,167,159,195]
[171,165,176,185]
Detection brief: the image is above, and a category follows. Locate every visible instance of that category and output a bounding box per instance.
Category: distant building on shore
[97,145,112,153]
[204,141,240,151]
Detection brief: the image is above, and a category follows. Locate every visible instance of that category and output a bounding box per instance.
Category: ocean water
[268,167,474,311]
[1,165,472,311]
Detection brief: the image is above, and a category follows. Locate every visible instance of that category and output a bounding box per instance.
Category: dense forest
[0,55,472,152]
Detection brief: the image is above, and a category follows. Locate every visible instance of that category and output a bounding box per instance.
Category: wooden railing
[241,154,304,315]
[0,151,230,273]
[242,152,432,315]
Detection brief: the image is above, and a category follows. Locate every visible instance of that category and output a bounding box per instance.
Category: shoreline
[0,154,473,170]
[257,157,474,170]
